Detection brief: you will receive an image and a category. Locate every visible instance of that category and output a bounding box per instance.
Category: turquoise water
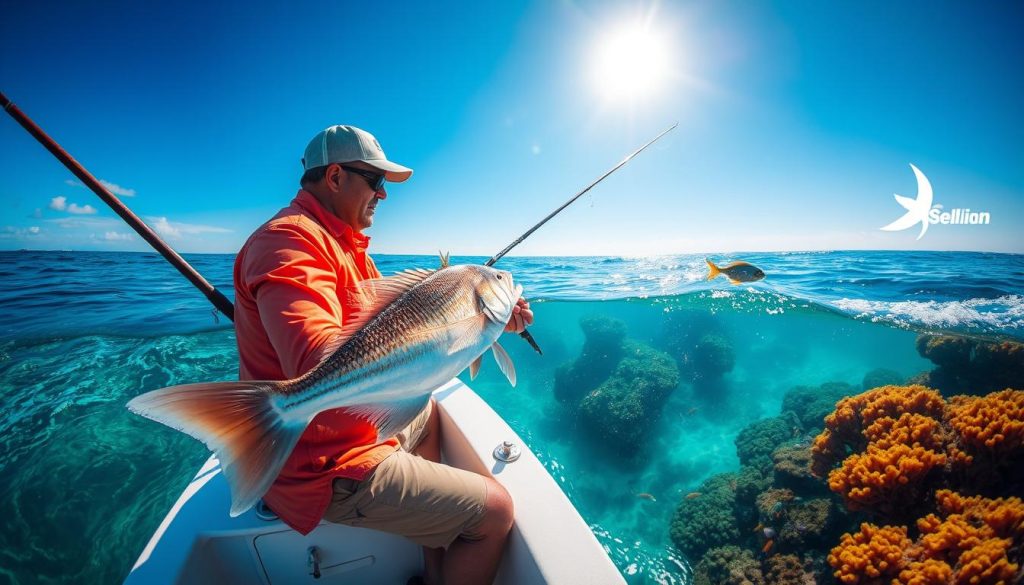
[0,250,1022,584]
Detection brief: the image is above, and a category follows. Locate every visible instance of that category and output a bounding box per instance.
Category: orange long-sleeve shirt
[233,189,400,535]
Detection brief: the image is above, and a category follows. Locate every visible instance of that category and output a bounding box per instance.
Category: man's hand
[504,297,534,333]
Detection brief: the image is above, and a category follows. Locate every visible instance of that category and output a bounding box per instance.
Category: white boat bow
[124,378,625,584]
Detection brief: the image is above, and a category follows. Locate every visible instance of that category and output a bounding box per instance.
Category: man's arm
[241,226,347,379]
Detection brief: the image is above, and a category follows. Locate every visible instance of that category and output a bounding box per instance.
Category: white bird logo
[880,164,933,240]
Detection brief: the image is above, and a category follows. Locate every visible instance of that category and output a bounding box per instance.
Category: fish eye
[496,274,502,280]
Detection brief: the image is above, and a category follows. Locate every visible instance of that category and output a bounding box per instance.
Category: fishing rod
[487,122,679,354]
[1,91,236,321]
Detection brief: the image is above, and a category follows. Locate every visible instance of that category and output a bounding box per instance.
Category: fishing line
[485,123,679,354]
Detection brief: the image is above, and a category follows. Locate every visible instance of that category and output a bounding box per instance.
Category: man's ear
[326,164,344,192]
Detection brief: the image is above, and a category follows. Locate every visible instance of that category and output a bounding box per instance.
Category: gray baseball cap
[301,125,413,182]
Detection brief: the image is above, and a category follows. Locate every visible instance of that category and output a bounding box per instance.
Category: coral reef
[812,386,949,520]
[690,333,737,380]
[576,341,680,451]
[913,335,1024,396]
[862,368,904,391]
[670,473,741,559]
[775,498,843,551]
[828,490,1024,585]
[810,385,946,477]
[781,382,857,431]
[736,413,802,473]
[693,545,765,585]
[947,389,1024,495]
[553,315,627,405]
[764,554,816,585]
[828,523,913,584]
[772,443,825,495]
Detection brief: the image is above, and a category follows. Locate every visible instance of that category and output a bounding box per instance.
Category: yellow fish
[706,259,765,284]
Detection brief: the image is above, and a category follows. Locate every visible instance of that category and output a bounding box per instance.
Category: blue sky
[2,1,1022,255]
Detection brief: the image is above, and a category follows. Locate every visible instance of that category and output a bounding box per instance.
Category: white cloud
[104,231,132,241]
[29,226,40,234]
[65,178,136,197]
[151,216,181,238]
[67,203,98,215]
[49,196,67,211]
[148,216,231,239]
[99,180,136,197]
[46,216,122,230]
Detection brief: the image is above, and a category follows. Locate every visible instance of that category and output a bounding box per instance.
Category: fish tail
[127,380,305,517]
[705,258,721,281]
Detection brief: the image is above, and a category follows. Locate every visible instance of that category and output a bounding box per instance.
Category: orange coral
[898,559,953,585]
[827,443,946,515]
[828,523,911,584]
[948,389,1024,455]
[835,491,1024,585]
[812,385,946,477]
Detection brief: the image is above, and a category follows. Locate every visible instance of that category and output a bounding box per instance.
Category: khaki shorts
[323,400,489,549]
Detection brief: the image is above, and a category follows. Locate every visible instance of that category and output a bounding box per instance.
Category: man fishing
[231,125,533,585]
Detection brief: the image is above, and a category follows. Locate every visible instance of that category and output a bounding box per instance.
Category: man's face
[327,163,386,231]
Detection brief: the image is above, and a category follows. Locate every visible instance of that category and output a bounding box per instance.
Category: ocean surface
[0,250,1022,584]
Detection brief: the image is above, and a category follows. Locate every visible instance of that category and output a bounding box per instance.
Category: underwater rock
[735,466,773,508]
[763,554,816,585]
[735,413,802,473]
[756,488,797,525]
[670,473,741,559]
[775,498,841,551]
[553,315,627,406]
[861,368,903,391]
[691,333,736,380]
[780,382,855,432]
[577,341,680,452]
[693,545,765,585]
[914,334,1024,395]
[659,311,735,382]
[771,444,826,496]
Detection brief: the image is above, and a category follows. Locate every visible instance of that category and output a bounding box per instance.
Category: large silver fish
[127,264,522,516]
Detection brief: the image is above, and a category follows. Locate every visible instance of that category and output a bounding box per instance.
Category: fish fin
[344,394,432,443]
[468,354,483,380]
[491,341,517,387]
[729,279,743,285]
[439,250,451,269]
[338,268,437,346]
[705,259,720,281]
[447,313,488,355]
[127,380,305,517]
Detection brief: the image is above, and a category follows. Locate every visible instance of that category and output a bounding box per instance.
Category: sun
[590,22,671,102]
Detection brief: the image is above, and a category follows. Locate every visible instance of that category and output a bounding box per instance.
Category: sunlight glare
[590,23,671,102]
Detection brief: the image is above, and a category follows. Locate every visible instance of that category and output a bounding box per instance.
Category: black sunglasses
[338,165,386,192]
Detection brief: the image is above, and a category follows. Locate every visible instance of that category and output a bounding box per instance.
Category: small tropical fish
[636,493,657,502]
[685,492,702,500]
[685,407,699,416]
[706,259,765,284]
[128,265,522,517]
[763,527,777,539]
[753,523,764,533]
[762,539,774,554]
